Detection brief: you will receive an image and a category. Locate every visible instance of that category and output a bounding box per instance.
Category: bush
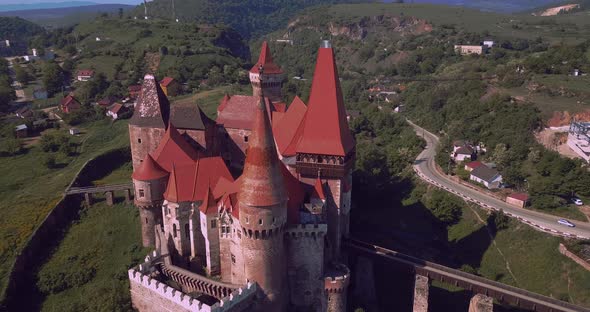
[1,137,22,156]
[425,189,463,226]
[40,132,71,153]
[43,154,56,168]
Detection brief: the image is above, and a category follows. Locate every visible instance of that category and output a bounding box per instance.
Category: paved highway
[408,120,590,240]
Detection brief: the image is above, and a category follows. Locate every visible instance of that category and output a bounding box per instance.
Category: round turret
[324,263,351,312]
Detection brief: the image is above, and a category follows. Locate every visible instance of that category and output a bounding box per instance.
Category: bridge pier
[353,256,378,311]
[84,193,93,206]
[124,189,132,204]
[105,191,114,206]
[413,274,429,312]
[468,294,494,312]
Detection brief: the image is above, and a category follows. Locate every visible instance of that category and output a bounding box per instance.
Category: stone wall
[559,243,590,271]
[2,148,131,309]
[129,125,166,170]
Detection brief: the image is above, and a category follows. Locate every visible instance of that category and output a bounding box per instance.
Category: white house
[76,69,94,82]
[470,165,502,189]
[451,146,473,162]
[69,128,80,135]
[483,40,494,48]
[106,103,127,120]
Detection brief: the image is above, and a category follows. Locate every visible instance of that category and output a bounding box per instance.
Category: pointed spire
[164,164,180,203]
[132,154,169,181]
[250,41,283,74]
[200,182,217,215]
[238,80,287,207]
[312,176,326,200]
[295,42,354,157]
[130,73,170,128]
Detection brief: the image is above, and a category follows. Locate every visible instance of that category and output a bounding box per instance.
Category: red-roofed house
[106,103,129,120]
[128,85,142,99]
[76,69,94,82]
[506,193,529,208]
[464,161,484,172]
[60,95,81,113]
[159,77,180,97]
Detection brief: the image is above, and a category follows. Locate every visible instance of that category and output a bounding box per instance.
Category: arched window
[173,224,177,238]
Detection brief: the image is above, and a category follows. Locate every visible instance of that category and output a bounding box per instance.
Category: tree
[42,61,64,96]
[14,66,30,85]
[426,190,463,226]
[1,137,21,156]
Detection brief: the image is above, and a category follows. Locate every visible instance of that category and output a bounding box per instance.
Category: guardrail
[65,183,133,195]
[345,238,590,312]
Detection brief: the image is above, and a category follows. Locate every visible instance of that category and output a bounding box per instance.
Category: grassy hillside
[0,119,130,303]
[130,0,370,39]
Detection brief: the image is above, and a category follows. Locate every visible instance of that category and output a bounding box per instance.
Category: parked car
[557,219,575,227]
[571,197,583,206]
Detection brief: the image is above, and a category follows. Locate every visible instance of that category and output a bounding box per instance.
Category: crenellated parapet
[284,223,328,239]
[129,250,258,312]
[324,263,350,294]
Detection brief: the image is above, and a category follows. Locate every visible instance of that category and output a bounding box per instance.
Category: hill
[389,0,563,13]
[129,0,369,39]
[0,4,134,28]
[0,2,97,12]
[0,17,45,56]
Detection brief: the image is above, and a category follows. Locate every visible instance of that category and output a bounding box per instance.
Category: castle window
[231,254,236,264]
[173,224,177,238]
[244,136,248,142]
[138,138,142,143]
[245,217,249,224]
[185,224,190,238]
[145,218,148,224]
[211,219,217,228]
[139,189,145,198]
[258,219,263,225]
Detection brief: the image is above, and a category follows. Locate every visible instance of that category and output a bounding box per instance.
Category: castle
[128,40,355,312]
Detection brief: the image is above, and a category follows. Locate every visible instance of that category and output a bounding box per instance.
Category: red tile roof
[508,193,529,201]
[466,161,484,169]
[279,162,304,224]
[128,85,142,92]
[163,156,233,203]
[77,69,94,77]
[311,177,326,200]
[151,123,200,171]
[60,95,79,107]
[132,154,168,181]
[237,96,287,207]
[295,46,355,157]
[160,77,175,87]
[216,95,282,130]
[199,185,218,215]
[109,103,124,114]
[273,96,307,156]
[250,41,283,75]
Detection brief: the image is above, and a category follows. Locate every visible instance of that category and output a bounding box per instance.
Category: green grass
[37,201,147,312]
[0,119,130,302]
[75,55,126,80]
[92,161,133,186]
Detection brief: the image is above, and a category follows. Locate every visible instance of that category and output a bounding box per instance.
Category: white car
[572,198,583,206]
[557,219,575,228]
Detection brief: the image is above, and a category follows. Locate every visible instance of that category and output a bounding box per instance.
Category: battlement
[129,250,258,312]
[324,263,351,293]
[284,223,327,238]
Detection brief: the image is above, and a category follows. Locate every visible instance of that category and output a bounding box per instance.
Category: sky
[0,0,143,4]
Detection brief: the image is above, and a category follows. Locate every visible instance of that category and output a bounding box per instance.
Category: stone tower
[249,41,284,102]
[131,154,169,247]
[295,41,355,261]
[129,74,171,171]
[238,72,288,311]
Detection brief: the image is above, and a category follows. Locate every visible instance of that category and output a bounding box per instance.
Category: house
[76,69,94,82]
[128,85,142,98]
[470,165,502,189]
[15,107,33,119]
[98,96,117,107]
[483,40,494,48]
[69,128,80,135]
[506,193,529,208]
[452,146,474,162]
[15,124,28,138]
[574,69,581,77]
[454,45,484,55]
[394,104,405,113]
[60,95,81,113]
[106,103,128,120]
[464,161,484,172]
[159,77,180,96]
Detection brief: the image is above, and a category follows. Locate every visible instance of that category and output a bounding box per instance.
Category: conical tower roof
[296,42,354,157]
[237,90,287,207]
[129,73,170,128]
[132,154,169,181]
[249,41,283,74]
[200,183,217,215]
[164,164,180,203]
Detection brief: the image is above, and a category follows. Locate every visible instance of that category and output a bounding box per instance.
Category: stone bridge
[65,182,134,206]
[345,237,590,312]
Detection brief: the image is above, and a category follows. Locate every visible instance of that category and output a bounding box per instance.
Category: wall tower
[129,74,171,171]
[131,154,169,247]
[249,41,284,102]
[238,70,288,311]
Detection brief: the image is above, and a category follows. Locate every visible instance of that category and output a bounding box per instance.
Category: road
[408,120,590,240]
